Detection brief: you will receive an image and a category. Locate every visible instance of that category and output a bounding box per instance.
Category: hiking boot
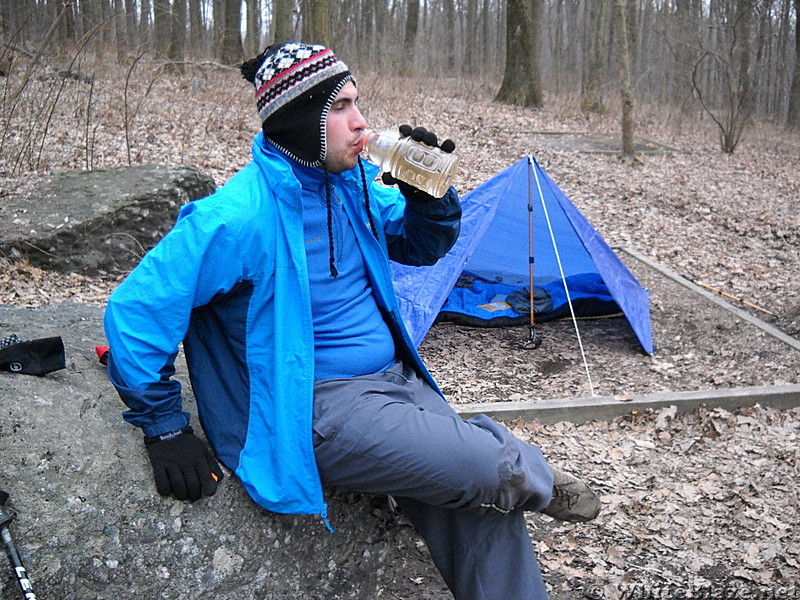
[541,468,601,523]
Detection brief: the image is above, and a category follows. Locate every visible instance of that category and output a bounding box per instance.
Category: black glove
[144,427,224,501]
[381,125,456,202]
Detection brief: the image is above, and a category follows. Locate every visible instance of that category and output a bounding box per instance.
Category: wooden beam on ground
[454,384,800,424]
[618,246,800,353]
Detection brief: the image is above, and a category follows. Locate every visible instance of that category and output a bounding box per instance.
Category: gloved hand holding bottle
[359,124,458,201]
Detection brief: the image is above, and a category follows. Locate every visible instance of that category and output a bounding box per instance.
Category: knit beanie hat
[241,42,353,167]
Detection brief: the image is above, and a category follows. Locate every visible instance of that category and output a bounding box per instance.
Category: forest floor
[1,64,799,598]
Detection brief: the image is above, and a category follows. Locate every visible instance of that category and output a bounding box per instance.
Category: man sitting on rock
[103,42,601,600]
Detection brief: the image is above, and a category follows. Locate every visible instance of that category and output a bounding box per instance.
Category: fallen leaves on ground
[513,404,800,598]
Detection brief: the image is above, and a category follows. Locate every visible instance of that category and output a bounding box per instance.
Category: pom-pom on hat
[241,42,353,167]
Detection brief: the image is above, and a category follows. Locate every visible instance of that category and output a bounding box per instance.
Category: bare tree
[273,0,295,43]
[153,1,172,58]
[170,0,187,65]
[672,0,703,106]
[4,0,799,128]
[691,0,756,153]
[218,0,244,64]
[401,0,420,76]
[140,0,152,50]
[614,0,639,164]
[245,0,260,56]
[302,0,333,47]
[188,0,203,56]
[482,0,493,77]
[443,0,456,72]
[124,0,138,50]
[464,0,479,73]
[581,0,612,113]
[495,0,543,108]
[787,0,800,129]
[109,0,128,59]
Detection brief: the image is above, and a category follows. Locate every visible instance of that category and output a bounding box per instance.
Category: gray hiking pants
[312,361,553,600]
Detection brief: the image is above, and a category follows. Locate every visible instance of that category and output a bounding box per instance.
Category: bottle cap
[356,129,376,154]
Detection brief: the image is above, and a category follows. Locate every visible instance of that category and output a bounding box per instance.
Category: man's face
[323,81,367,174]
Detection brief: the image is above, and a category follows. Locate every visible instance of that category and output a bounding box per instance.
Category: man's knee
[460,416,553,512]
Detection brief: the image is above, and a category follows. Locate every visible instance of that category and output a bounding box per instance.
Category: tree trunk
[443,0,456,72]
[219,0,244,64]
[787,0,800,129]
[111,0,127,61]
[98,0,110,54]
[245,0,259,56]
[375,0,391,70]
[673,0,700,105]
[494,0,543,108]
[302,0,332,48]
[614,0,638,163]
[625,0,637,74]
[401,0,420,76]
[735,0,754,117]
[464,0,478,74]
[139,0,152,50]
[482,0,491,76]
[359,0,376,67]
[123,0,137,50]
[581,0,612,113]
[188,0,203,57]
[62,0,78,45]
[170,0,186,65]
[2,0,31,42]
[153,0,172,58]
[272,0,295,43]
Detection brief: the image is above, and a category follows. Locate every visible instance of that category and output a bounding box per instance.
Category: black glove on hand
[144,426,224,501]
[381,124,456,202]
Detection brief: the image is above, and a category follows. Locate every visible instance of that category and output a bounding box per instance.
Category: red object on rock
[95,346,110,365]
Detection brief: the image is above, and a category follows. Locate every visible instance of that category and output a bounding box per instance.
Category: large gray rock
[0,165,215,275]
[0,303,443,599]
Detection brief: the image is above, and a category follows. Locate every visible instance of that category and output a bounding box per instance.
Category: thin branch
[0,42,36,60]
[691,51,727,136]
[8,0,73,104]
[31,19,108,172]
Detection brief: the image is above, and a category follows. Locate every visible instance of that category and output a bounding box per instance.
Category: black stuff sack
[0,335,66,376]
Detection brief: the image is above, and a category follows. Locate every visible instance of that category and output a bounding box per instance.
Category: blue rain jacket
[104,133,461,519]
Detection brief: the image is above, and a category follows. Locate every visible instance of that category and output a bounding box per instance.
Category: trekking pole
[681,275,775,316]
[0,491,37,600]
[522,156,541,350]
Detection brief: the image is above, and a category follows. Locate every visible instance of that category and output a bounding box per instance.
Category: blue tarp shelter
[391,157,654,354]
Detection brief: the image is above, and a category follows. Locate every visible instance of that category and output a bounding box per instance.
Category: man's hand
[144,427,224,501]
[381,124,456,202]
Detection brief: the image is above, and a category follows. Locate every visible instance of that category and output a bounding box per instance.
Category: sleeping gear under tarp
[437,275,621,328]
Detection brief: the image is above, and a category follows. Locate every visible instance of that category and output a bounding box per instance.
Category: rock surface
[0,165,214,274]
[0,303,434,599]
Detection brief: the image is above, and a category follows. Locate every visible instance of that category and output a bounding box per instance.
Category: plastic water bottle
[358,129,458,198]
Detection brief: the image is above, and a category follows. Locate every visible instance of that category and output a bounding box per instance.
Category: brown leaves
[517,405,800,597]
[0,259,115,307]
